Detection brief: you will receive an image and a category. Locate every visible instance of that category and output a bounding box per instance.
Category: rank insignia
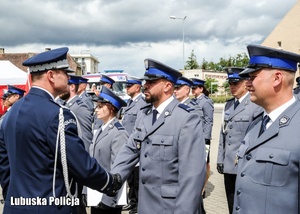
[279,116,289,126]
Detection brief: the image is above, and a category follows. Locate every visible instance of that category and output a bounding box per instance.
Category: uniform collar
[236,92,249,103]
[154,96,174,115]
[32,86,54,100]
[131,93,142,102]
[101,117,116,131]
[267,96,296,124]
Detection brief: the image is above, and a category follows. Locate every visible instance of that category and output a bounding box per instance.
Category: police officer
[191,78,214,198]
[111,58,206,214]
[90,86,128,214]
[0,47,122,214]
[100,74,115,89]
[174,76,203,114]
[173,76,206,213]
[59,74,94,214]
[216,67,262,214]
[78,76,95,114]
[0,85,26,127]
[93,75,116,130]
[233,44,300,213]
[61,74,93,152]
[121,76,147,214]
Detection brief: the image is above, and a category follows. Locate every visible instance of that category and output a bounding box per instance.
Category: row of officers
[1,43,300,214]
[0,46,212,214]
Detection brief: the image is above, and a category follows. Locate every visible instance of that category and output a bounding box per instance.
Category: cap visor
[142,76,162,81]
[239,68,261,77]
[63,67,75,73]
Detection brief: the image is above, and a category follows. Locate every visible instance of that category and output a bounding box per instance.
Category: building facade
[70,52,99,75]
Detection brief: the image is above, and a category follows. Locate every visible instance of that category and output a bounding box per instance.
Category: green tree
[204,78,218,94]
[185,50,199,69]
[199,52,250,71]
[223,81,230,95]
[201,58,208,69]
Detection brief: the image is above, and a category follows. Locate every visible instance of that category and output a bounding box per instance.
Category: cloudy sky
[0,0,297,77]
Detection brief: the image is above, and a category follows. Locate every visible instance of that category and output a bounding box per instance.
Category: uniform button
[142,181,145,184]
[229,136,231,138]
[237,190,241,195]
[241,172,245,177]
[236,206,240,211]
[246,154,252,160]
[147,142,149,144]
[161,140,164,143]
[142,168,145,171]
[269,154,274,159]
[144,154,147,158]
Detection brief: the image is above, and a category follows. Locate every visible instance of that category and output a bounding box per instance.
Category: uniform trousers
[91,203,122,214]
[127,166,139,208]
[224,173,236,214]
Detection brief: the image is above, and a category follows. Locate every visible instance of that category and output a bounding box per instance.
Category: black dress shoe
[129,207,138,214]
[122,204,136,211]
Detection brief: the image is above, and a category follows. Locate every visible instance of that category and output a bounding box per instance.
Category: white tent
[0,60,27,85]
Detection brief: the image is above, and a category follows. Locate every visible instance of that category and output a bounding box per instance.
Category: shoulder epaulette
[178,103,194,112]
[114,121,125,130]
[190,100,198,106]
[75,99,83,105]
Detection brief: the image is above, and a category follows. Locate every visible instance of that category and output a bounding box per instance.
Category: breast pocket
[128,113,137,122]
[233,115,250,132]
[251,148,290,186]
[150,135,175,161]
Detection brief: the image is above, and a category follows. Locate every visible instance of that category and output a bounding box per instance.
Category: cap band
[228,73,241,79]
[29,59,69,73]
[176,79,191,86]
[145,68,177,83]
[68,79,80,84]
[99,92,121,110]
[249,56,297,71]
[9,89,23,96]
[127,79,142,85]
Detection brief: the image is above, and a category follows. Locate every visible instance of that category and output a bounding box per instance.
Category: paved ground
[0,103,228,214]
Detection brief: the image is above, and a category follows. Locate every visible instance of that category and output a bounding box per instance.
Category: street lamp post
[80,49,90,75]
[170,15,187,70]
[211,82,218,96]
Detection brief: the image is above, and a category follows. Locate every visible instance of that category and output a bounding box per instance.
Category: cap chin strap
[52,107,79,199]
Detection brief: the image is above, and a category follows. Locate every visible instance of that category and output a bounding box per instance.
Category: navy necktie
[127,99,133,107]
[152,109,158,125]
[234,100,239,110]
[259,115,270,137]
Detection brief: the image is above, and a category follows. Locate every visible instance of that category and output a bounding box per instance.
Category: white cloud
[0,0,297,76]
